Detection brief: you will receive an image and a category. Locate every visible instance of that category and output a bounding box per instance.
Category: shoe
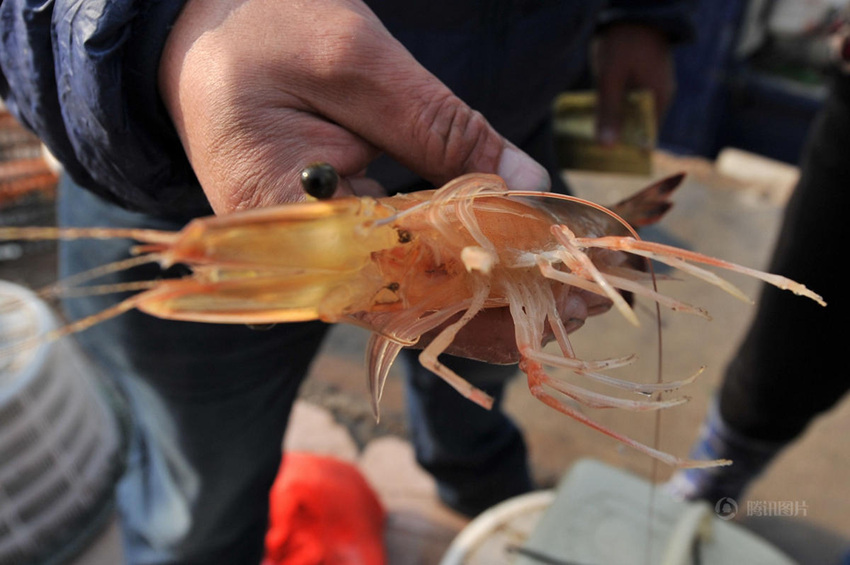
[666,400,786,504]
[436,475,535,518]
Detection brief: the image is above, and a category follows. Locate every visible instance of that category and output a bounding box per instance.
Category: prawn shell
[161,197,399,270]
[137,188,637,324]
[137,196,405,323]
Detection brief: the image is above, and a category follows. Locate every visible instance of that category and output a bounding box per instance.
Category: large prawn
[0,169,824,468]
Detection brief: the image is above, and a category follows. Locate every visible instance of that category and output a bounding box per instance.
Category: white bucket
[441,459,797,565]
[0,281,124,565]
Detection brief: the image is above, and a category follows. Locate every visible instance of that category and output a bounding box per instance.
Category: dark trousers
[718,74,850,442]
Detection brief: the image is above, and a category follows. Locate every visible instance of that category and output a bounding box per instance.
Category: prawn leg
[532,369,689,411]
[523,348,703,395]
[366,334,405,421]
[536,263,703,396]
[417,276,495,411]
[521,357,729,469]
[537,258,711,321]
[550,226,639,326]
[576,236,826,306]
[414,185,504,410]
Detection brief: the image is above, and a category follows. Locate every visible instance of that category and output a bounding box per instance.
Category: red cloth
[263,452,387,565]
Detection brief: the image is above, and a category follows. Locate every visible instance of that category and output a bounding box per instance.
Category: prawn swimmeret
[0,171,824,468]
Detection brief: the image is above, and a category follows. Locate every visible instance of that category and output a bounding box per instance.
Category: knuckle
[414,93,501,178]
[295,12,387,84]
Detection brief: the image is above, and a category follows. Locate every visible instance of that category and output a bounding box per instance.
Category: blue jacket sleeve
[600,0,697,43]
[0,0,210,218]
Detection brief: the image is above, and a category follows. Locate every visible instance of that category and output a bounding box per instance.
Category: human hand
[593,23,675,146]
[158,0,550,214]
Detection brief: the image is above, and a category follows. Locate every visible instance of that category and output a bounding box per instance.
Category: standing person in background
[1,1,693,563]
[669,41,848,508]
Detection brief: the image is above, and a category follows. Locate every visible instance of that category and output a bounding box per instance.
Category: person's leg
[400,350,532,516]
[717,76,849,442]
[669,74,850,502]
[58,177,329,565]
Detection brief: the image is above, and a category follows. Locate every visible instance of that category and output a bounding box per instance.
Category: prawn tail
[610,172,684,228]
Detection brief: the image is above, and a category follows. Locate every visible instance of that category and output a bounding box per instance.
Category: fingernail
[497,146,551,191]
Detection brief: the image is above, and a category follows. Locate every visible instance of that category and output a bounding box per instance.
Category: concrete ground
[3,150,849,564]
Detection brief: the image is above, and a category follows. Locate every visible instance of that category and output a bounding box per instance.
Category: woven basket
[0,281,125,565]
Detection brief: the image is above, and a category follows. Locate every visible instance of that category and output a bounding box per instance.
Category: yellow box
[553,90,656,175]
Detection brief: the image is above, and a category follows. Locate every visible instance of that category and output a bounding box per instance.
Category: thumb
[387,93,552,191]
[305,24,551,191]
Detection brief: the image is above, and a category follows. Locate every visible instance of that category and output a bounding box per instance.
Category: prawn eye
[300,162,339,200]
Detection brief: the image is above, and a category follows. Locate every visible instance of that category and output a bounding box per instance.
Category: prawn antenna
[0,293,145,359]
[0,226,178,245]
[37,254,164,301]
